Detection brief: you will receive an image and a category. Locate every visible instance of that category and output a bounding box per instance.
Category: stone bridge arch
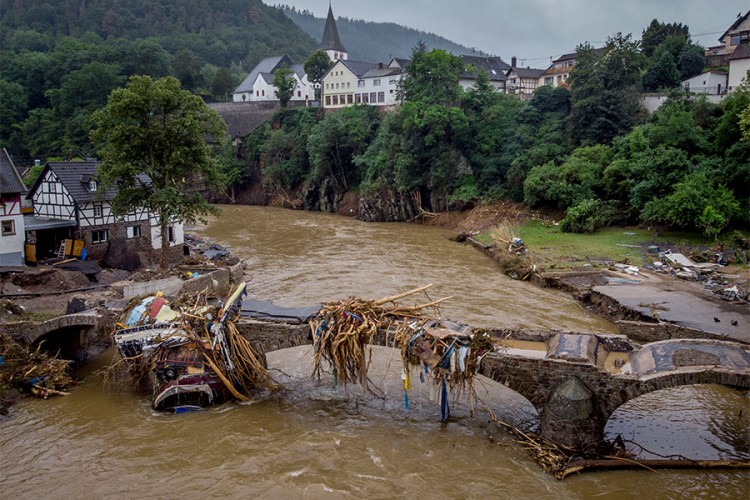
[26,313,109,362]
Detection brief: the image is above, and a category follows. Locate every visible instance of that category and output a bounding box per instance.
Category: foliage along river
[1,206,748,498]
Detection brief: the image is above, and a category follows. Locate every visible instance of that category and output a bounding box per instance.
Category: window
[373,79,381,86]
[88,180,97,191]
[325,83,329,89]
[93,204,103,217]
[358,79,365,87]
[261,90,265,96]
[325,96,331,106]
[336,83,339,89]
[347,94,353,104]
[389,79,399,85]
[256,90,260,96]
[362,93,369,103]
[378,92,385,103]
[557,75,562,83]
[91,229,108,244]
[346,82,350,88]
[544,77,553,85]
[126,225,141,239]
[355,94,361,103]
[168,226,175,243]
[1,220,14,236]
[731,34,743,46]
[297,91,301,97]
[369,92,376,103]
[332,95,339,105]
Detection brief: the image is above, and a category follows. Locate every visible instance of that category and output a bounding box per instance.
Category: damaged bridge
[235,317,750,451]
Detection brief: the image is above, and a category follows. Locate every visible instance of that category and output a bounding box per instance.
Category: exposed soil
[425,200,530,233]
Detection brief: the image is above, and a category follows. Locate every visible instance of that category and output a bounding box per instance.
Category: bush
[560,199,619,233]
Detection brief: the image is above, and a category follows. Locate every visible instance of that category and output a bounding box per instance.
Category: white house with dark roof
[322,59,377,108]
[232,55,311,103]
[0,148,26,266]
[459,55,510,92]
[506,59,546,98]
[26,161,184,264]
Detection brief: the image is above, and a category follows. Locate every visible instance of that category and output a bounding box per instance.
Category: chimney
[34,159,41,166]
[511,56,517,68]
[378,62,384,69]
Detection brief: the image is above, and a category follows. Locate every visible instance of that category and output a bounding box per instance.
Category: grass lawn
[480,220,720,270]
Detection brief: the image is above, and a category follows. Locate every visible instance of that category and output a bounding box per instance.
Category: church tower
[318,3,347,61]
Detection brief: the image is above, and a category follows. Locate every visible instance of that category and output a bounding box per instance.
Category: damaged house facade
[0,148,27,266]
[26,161,184,266]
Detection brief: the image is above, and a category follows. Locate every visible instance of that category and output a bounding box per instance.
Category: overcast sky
[266,0,749,65]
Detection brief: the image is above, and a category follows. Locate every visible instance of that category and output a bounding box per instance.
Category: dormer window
[89,180,97,191]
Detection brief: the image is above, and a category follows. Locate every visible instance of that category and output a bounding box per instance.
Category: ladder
[57,241,66,259]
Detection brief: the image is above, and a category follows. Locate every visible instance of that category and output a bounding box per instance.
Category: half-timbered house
[0,148,26,266]
[27,161,184,265]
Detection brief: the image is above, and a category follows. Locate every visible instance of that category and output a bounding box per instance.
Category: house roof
[289,64,306,79]
[720,10,749,42]
[510,67,545,79]
[362,66,403,79]
[318,4,347,53]
[234,55,292,94]
[729,43,750,60]
[460,55,510,81]
[208,102,280,139]
[0,148,26,195]
[28,162,150,204]
[390,58,410,69]
[326,59,377,78]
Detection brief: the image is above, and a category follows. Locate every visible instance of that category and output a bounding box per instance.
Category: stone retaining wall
[617,320,743,344]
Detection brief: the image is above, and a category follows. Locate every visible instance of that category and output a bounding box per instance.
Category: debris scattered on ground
[0,333,73,401]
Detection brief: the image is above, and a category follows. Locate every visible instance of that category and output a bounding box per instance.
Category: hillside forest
[0,1,748,237]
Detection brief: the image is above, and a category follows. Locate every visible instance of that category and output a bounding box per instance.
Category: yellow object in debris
[155,305,179,323]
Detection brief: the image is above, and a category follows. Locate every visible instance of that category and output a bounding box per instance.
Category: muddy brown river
[1,206,748,498]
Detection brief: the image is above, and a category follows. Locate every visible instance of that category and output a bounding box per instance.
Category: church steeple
[318,3,347,61]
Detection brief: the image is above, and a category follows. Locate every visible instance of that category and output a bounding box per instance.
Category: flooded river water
[1,206,748,498]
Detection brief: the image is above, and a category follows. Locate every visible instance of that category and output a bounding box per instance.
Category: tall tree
[568,34,644,146]
[273,68,298,108]
[400,46,464,106]
[304,50,332,101]
[91,76,227,269]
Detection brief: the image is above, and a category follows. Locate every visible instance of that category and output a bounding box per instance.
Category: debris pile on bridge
[112,283,275,411]
[311,284,450,387]
[0,333,72,400]
[394,321,493,421]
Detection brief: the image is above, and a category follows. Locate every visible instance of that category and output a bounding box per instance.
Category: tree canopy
[91,75,227,268]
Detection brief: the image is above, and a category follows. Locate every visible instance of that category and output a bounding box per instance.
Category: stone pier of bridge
[235,318,750,452]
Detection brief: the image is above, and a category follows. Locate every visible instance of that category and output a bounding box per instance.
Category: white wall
[0,198,25,266]
[322,63,358,108]
[729,59,750,91]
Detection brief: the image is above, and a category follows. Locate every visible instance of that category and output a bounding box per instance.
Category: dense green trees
[568,35,644,146]
[0,0,316,160]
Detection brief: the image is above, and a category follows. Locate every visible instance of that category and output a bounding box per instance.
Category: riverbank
[435,201,749,344]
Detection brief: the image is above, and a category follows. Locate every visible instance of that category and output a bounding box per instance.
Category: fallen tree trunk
[561,458,750,478]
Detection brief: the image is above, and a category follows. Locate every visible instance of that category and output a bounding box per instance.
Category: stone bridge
[4,312,111,361]
[235,319,750,451]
